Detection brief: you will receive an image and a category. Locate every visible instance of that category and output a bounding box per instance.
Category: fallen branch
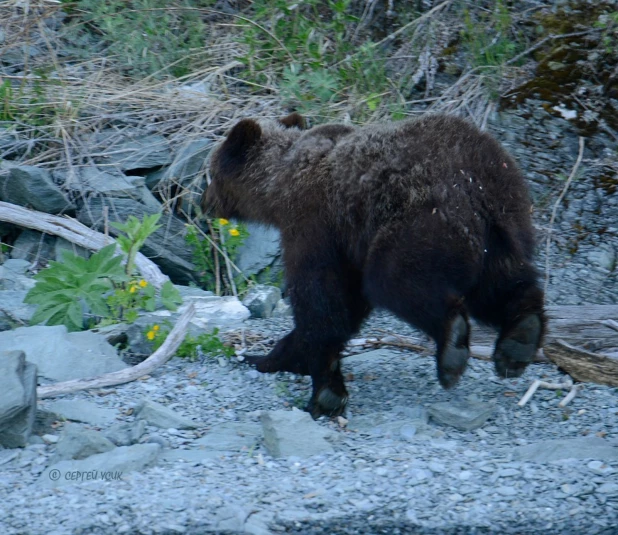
[0,201,169,288]
[544,339,618,387]
[37,304,195,398]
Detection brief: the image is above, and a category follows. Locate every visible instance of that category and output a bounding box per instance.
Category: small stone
[428,461,447,474]
[428,400,496,431]
[135,399,202,430]
[496,486,518,496]
[587,460,614,476]
[596,483,618,495]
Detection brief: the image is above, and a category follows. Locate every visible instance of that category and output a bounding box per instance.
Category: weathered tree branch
[37,304,196,398]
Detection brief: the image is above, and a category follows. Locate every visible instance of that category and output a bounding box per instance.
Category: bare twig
[505,29,599,66]
[544,137,585,296]
[518,376,574,407]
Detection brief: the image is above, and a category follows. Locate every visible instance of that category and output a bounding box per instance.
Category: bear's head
[201,113,305,222]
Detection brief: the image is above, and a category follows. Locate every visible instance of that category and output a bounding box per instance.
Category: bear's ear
[279,112,306,130]
[221,118,262,160]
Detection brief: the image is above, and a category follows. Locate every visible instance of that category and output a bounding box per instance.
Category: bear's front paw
[494,314,542,378]
[305,387,348,420]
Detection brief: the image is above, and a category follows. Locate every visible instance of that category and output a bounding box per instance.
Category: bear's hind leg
[364,224,476,389]
[468,258,546,379]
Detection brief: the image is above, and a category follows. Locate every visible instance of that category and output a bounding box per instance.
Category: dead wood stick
[0,201,169,288]
[37,304,195,398]
[544,137,585,295]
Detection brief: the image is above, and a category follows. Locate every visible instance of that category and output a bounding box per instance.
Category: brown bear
[202,112,546,418]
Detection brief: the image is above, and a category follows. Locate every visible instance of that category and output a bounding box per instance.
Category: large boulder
[0,165,75,214]
[0,325,128,382]
[0,350,37,448]
[10,229,55,264]
[87,130,172,172]
[235,223,282,279]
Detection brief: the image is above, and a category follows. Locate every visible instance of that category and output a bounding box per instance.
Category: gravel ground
[2,311,618,535]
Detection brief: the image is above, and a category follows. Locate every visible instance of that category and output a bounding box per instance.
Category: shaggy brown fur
[202,113,546,418]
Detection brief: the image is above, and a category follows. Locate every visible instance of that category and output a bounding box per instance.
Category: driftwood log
[471,305,618,351]
[0,201,169,288]
[544,339,618,387]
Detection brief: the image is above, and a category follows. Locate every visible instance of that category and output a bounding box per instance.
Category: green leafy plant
[461,0,521,70]
[144,322,235,360]
[106,213,182,323]
[24,244,126,331]
[185,218,249,295]
[238,0,391,118]
[25,214,182,331]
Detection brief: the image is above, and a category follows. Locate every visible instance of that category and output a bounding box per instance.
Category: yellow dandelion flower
[139,279,148,288]
[219,218,229,226]
[129,285,137,294]
[146,330,155,341]
[229,228,240,237]
[153,325,160,331]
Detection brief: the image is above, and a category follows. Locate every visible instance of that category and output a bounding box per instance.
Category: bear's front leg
[245,330,310,375]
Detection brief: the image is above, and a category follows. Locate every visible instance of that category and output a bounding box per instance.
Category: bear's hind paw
[494,314,542,379]
[306,387,348,419]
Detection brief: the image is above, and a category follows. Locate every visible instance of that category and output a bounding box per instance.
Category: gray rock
[0,350,37,448]
[596,482,618,495]
[65,166,143,197]
[348,409,430,438]
[51,424,115,463]
[45,400,118,427]
[104,420,147,447]
[10,229,55,264]
[428,400,496,431]
[135,399,202,430]
[135,292,249,338]
[76,197,196,284]
[1,259,31,275]
[39,443,161,487]
[0,449,19,466]
[0,165,74,214]
[0,290,36,332]
[91,132,172,171]
[272,298,293,318]
[0,325,128,382]
[194,422,261,452]
[261,409,334,458]
[235,223,281,277]
[242,285,282,319]
[587,244,616,271]
[147,138,212,189]
[52,237,89,262]
[513,438,618,462]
